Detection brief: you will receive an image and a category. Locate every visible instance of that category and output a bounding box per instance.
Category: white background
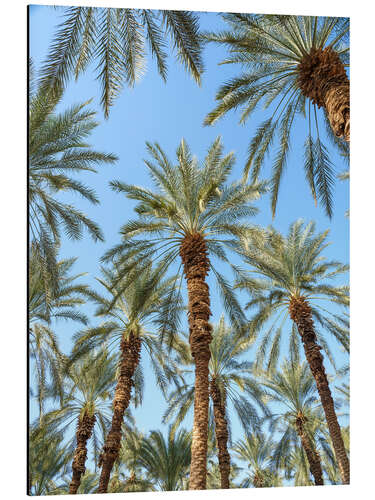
[1,0,373,497]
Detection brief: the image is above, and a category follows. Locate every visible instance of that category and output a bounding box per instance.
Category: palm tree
[261,360,326,485]
[51,471,99,495]
[322,425,350,485]
[206,459,241,489]
[205,14,349,217]
[236,219,350,483]
[164,316,265,488]
[39,6,203,117]
[138,427,192,491]
[233,432,279,488]
[103,136,265,489]
[109,427,156,492]
[29,249,90,422]
[71,261,183,493]
[44,349,117,494]
[29,77,117,299]
[28,421,72,495]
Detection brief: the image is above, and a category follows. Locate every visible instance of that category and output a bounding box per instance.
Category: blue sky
[29,4,349,480]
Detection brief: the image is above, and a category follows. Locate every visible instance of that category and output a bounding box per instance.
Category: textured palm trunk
[298,47,350,141]
[295,412,323,486]
[210,378,230,488]
[97,332,141,493]
[253,471,265,488]
[180,233,212,490]
[69,412,96,494]
[289,296,350,484]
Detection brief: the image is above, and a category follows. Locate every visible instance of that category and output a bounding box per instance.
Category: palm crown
[45,349,117,461]
[138,426,192,491]
[260,361,330,483]
[236,219,349,371]
[233,432,279,488]
[40,7,203,117]
[29,78,117,297]
[29,250,92,420]
[72,260,182,396]
[205,14,349,217]
[103,136,265,330]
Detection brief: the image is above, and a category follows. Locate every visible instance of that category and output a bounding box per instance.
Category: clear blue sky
[29,4,349,476]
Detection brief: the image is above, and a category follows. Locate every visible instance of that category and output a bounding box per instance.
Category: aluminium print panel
[28,3,349,495]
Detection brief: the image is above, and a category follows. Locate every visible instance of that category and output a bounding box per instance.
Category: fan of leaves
[39,7,203,117]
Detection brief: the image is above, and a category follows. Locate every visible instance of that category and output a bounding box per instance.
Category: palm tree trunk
[253,471,265,488]
[69,412,96,494]
[298,47,350,141]
[180,233,212,490]
[295,413,324,485]
[97,332,141,493]
[210,378,230,488]
[289,296,350,484]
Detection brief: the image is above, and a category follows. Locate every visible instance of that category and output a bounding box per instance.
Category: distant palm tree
[138,427,192,491]
[28,422,72,495]
[29,249,90,422]
[103,137,265,489]
[71,261,182,493]
[29,74,117,299]
[109,427,156,492]
[261,361,326,485]
[164,316,265,488]
[236,219,349,483]
[44,349,117,494]
[205,14,349,217]
[233,432,279,488]
[39,6,203,117]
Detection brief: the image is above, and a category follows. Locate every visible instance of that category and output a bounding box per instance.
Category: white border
[1,0,373,498]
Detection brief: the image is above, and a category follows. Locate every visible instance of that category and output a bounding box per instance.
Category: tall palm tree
[103,136,265,489]
[205,14,349,217]
[39,6,203,117]
[44,349,117,494]
[261,361,326,485]
[236,219,350,483]
[29,77,117,299]
[233,432,279,488]
[322,425,350,485]
[71,261,183,493]
[138,427,192,491]
[29,249,90,422]
[164,316,265,489]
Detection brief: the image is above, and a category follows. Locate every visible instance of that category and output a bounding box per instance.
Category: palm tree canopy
[29,422,72,495]
[260,361,331,477]
[204,14,350,217]
[42,349,119,471]
[233,431,279,487]
[29,78,117,296]
[39,7,203,117]
[235,219,349,372]
[112,427,156,492]
[29,250,93,418]
[102,136,266,330]
[138,426,192,490]
[71,260,184,399]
